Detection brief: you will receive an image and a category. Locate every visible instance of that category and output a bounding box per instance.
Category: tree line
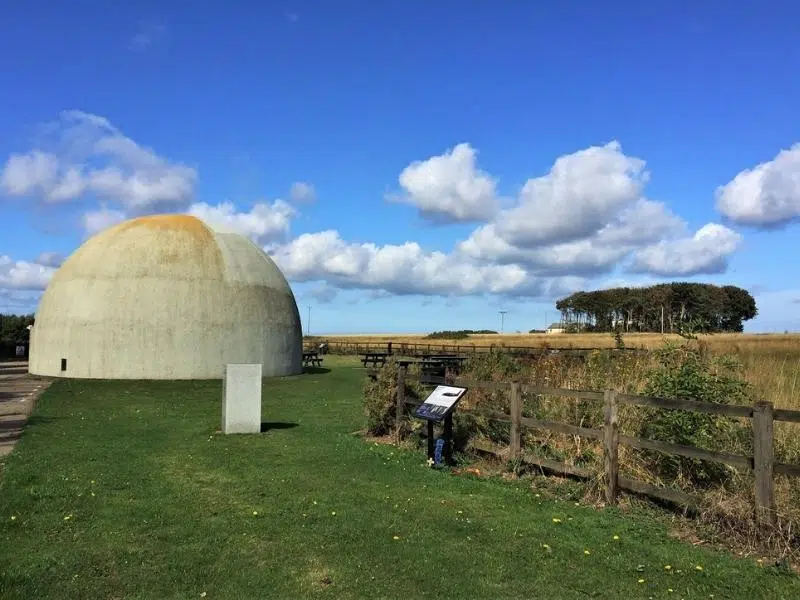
[0,313,35,345]
[555,283,757,333]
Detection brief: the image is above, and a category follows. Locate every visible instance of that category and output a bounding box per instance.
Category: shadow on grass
[302,367,332,375]
[260,422,299,433]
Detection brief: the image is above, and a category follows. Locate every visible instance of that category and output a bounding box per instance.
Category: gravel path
[0,361,52,457]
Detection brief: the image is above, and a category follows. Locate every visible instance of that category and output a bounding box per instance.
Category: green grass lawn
[1,356,798,599]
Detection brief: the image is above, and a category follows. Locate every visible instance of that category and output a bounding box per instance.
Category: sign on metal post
[414,385,467,466]
[414,385,467,422]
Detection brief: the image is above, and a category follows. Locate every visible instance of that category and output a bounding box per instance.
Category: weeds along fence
[377,367,800,532]
[310,340,645,357]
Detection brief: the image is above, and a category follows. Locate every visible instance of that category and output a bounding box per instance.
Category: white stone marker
[222,363,262,434]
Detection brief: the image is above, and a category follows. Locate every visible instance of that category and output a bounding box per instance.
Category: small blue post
[434,438,444,465]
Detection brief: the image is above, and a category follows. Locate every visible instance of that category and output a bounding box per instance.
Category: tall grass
[362,335,800,560]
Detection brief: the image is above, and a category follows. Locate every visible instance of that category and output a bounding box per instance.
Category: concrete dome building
[28,214,303,379]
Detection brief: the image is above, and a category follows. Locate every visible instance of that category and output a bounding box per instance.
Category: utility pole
[307,305,312,337]
[498,310,508,334]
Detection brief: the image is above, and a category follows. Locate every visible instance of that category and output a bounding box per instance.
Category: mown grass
[1,356,799,599]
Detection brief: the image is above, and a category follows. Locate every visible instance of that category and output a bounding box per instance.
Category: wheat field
[320,332,800,410]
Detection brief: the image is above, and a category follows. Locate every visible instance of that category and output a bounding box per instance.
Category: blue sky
[1,1,799,333]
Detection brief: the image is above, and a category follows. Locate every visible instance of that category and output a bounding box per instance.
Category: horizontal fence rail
[370,366,800,531]
[308,339,646,357]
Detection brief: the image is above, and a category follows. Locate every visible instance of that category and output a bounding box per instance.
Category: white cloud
[715,143,800,227]
[269,230,580,297]
[452,142,743,280]
[496,141,649,246]
[391,143,498,223]
[129,22,167,51]
[629,223,742,276]
[82,206,128,237]
[35,252,64,268]
[306,283,338,303]
[0,289,41,314]
[188,200,296,244]
[0,255,56,291]
[459,199,685,275]
[0,110,196,209]
[289,181,316,203]
[1,125,748,304]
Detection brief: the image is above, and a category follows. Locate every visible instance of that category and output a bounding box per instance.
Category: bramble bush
[637,341,751,487]
[362,358,426,436]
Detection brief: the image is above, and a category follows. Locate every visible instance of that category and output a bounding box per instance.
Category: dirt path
[0,361,52,458]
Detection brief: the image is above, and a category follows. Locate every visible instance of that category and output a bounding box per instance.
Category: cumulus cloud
[453,142,742,281]
[0,289,42,314]
[35,252,64,268]
[629,223,742,276]
[0,255,56,291]
[0,110,196,209]
[459,198,686,276]
[391,142,499,223]
[715,143,800,227]
[289,181,316,203]
[306,283,338,303]
[269,230,581,298]
[496,141,649,246]
[188,200,296,244]
[82,205,128,237]
[1,124,748,304]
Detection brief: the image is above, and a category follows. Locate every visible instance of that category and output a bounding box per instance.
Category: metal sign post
[414,384,468,466]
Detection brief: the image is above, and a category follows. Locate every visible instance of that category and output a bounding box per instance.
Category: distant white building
[546,322,566,334]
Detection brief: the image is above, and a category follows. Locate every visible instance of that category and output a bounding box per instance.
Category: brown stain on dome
[114,214,213,240]
[56,213,226,280]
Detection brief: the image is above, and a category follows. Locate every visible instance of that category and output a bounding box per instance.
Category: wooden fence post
[509,382,522,460]
[395,365,406,444]
[753,401,776,527]
[603,390,619,505]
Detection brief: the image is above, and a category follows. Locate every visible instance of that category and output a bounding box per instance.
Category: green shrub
[362,359,425,436]
[638,341,751,487]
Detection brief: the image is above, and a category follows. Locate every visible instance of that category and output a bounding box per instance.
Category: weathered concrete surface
[222,363,262,434]
[28,214,303,380]
[0,361,51,458]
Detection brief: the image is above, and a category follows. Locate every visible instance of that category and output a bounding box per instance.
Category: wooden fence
[385,368,800,529]
[309,339,644,357]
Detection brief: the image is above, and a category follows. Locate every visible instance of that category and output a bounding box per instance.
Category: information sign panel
[414,385,467,422]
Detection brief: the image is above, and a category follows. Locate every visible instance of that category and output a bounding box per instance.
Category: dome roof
[28,214,302,379]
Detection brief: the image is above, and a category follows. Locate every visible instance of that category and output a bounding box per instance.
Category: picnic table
[303,351,323,367]
[361,352,389,367]
[422,355,467,372]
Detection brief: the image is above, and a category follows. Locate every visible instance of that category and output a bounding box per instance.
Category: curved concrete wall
[29,215,303,379]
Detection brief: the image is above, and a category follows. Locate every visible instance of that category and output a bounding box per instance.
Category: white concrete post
[222,363,262,434]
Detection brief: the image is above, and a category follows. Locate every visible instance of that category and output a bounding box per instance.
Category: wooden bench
[303,352,323,368]
[361,352,388,367]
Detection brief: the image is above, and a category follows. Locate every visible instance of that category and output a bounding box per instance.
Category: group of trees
[0,313,34,345]
[426,329,498,339]
[555,283,757,334]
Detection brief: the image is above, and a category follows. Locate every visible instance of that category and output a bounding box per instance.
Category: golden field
[320,332,800,410]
